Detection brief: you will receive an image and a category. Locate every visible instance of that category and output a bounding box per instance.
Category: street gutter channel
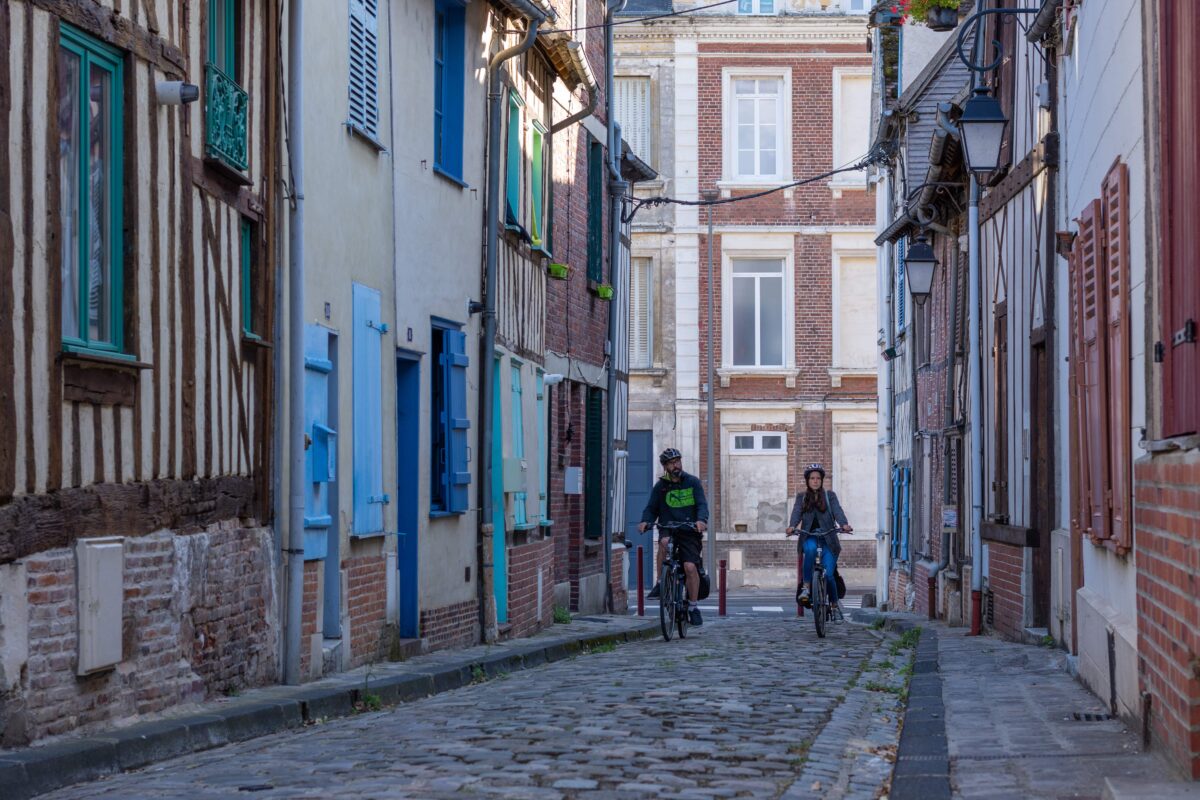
[0,618,659,800]
[890,625,951,800]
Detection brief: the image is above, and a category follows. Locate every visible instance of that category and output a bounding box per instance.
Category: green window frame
[586,137,604,283]
[240,218,258,338]
[208,0,239,79]
[58,25,126,357]
[530,121,549,252]
[205,0,248,172]
[505,91,524,227]
[510,363,528,527]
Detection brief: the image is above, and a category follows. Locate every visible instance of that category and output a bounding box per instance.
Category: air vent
[1072,712,1113,722]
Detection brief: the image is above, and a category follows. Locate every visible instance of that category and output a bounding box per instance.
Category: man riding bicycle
[787,463,853,613]
[638,448,709,626]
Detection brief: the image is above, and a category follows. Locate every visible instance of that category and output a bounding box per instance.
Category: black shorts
[664,531,704,566]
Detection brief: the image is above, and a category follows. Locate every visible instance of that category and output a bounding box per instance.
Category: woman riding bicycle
[786,464,852,612]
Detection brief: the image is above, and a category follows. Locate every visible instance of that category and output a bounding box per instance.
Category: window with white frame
[731,432,785,453]
[737,0,775,14]
[844,0,868,12]
[832,71,871,184]
[726,75,787,182]
[730,258,786,368]
[833,255,879,369]
[629,257,653,368]
[615,77,651,164]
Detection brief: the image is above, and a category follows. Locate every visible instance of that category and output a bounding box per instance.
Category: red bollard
[637,546,645,617]
[797,553,804,617]
[718,559,727,617]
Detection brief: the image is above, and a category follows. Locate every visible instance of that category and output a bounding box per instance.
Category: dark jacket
[640,471,709,530]
[789,489,849,556]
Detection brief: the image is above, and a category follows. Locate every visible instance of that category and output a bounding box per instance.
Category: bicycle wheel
[813,570,827,639]
[676,573,688,639]
[659,565,675,641]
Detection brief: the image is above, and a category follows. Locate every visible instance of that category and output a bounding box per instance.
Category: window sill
[716,367,799,388]
[346,122,388,153]
[61,347,151,370]
[504,222,532,243]
[539,519,555,528]
[203,155,253,187]
[828,180,868,199]
[350,530,390,540]
[1140,434,1200,453]
[433,165,469,189]
[716,179,793,200]
[241,333,273,354]
[429,509,465,519]
[631,367,668,377]
[513,522,540,531]
[827,367,874,387]
[60,349,149,407]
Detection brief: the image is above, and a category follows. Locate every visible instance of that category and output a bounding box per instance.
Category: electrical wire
[534,0,740,35]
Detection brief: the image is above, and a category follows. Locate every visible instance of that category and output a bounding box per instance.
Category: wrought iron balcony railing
[204,63,248,173]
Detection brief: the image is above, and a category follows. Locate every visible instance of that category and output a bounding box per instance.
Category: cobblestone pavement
[43,616,909,800]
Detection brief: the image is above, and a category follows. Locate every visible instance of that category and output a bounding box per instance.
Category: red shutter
[1078,200,1111,542]
[1159,0,1200,437]
[1102,162,1132,552]
[1067,244,1090,541]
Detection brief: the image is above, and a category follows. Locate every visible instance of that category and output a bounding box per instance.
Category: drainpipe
[480,4,546,643]
[968,174,984,635]
[601,0,629,613]
[283,0,305,686]
[550,42,597,135]
[877,170,895,610]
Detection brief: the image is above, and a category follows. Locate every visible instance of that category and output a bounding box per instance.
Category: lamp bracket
[956,7,1042,75]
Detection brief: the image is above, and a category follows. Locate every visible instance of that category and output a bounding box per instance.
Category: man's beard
[669,467,683,478]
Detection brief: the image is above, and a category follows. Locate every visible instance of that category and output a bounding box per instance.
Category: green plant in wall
[594,283,614,301]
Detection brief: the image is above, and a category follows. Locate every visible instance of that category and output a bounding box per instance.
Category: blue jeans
[802,536,838,604]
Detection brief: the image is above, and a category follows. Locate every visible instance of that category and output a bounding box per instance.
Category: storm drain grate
[1072,712,1114,722]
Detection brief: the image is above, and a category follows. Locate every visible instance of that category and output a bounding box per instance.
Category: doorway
[625,430,655,589]
[396,353,420,639]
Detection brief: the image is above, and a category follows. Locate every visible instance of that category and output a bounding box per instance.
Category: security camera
[156,81,200,105]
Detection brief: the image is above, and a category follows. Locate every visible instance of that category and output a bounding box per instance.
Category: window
[832,72,871,183]
[845,0,868,11]
[833,255,878,369]
[205,0,247,171]
[240,219,258,337]
[737,0,775,14]
[531,122,548,250]
[505,92,524,226]
[630,257,653,368]
[615,77,651,164]
[587,137,604,282]
[431,324,472,514]
[537,372,549,521]
[510,364,527,526]
[349,0,380,139]
[731,432,785,453]
[584,387,604,539]
[725,75,787,182]
[433,0,465,180]
[59,26,125,355]
[730,259,785,367]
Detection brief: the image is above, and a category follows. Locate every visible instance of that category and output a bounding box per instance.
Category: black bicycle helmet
[804,463,826,481]
[659,448,682,464]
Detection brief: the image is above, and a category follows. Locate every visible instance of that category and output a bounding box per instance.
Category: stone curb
[0,619,659,800]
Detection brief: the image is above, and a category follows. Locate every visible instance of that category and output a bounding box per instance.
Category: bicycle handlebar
[652,521,702,533]
[786,526,842,537]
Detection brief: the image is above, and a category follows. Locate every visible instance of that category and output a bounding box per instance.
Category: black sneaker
[648,582,661,600]
[798,587,812,608]
[689,607,703,626]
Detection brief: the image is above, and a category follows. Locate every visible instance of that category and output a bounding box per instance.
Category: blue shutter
[304,325,335,559]
[348,0,379,138]
[898,240,907,333]
[444,328,472,512]
[353,283,385,534]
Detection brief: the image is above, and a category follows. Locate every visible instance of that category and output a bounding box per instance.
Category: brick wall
[611,548,628,613]
[299,560,319,680]
[506,535,555,639]
[345,555,388,668]
[420,598,480,653]
[888,567,912,612]
[986,542,1025,641]
[12,522,276,744]
[1134,452,1200,779]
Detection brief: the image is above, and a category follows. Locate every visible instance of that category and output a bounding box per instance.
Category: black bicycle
[789,527,841,638]
[654,522,699,641]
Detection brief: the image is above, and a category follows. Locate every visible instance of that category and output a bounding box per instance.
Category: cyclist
[638,448,709,626]
[786,464,853,613]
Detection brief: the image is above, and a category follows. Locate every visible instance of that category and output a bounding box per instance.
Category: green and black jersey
[640,471,709,529]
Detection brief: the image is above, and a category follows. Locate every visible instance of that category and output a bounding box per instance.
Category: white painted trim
[721,67,793,185]
[830,66,873,185]
[728,430,787,454]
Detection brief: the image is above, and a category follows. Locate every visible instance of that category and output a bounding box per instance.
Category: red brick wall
[1135,452,1200,779]
[611,547,628,613]
[345,555,388,668]
[888,567,912,611]
[420,598,480,653]
[299,559,319,680]
[17,523,276,744]
[986,542,1025,641]
[506,535,555,639]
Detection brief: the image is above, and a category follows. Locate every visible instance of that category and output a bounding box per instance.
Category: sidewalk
[855,611,1197,799]
[0,615,657,800]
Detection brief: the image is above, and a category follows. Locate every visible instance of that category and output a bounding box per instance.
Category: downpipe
[968,175,984,635]
[480,7,545,642]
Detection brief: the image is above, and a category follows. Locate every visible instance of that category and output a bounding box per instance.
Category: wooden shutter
[587,138,604,282]
[993,303,1008,518]
[445,329,472,513]
[1078,200,1111,542]
[348,0,379,137]
[1102,162,1132,551]
[615,77,651,163]
[584,387,604,539]
[1159,0,1200,437]
[352,284,385,534]
[629,258,651,368]
[1067,242,1090,541]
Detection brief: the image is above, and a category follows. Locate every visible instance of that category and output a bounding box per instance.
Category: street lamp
[958,87,1008,174]
[905,234,937,306]
[701,187,719,574]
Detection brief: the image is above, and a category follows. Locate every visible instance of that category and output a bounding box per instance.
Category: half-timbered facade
[0,0,279,743]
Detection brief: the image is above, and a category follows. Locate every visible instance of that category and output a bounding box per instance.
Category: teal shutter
[352,283,385,534]
[304,325,336,558]
[587,138,604,282]
[506,93,523,225]
[444,329,472,512]
[349,0,380,138]
[584,387,604,539]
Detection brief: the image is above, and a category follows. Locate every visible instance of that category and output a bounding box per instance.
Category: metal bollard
[718,559,727,617]
[637,546,645,617]
[797,553,804,617]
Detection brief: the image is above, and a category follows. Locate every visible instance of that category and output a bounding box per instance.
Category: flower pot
[595,284,614,300]
[924,7,958,31]
[548,263,570,280]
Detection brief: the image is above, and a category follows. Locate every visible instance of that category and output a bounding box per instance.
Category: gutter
[480,0,548,643]
[1027,0,1062,42]
[549,40,598,134]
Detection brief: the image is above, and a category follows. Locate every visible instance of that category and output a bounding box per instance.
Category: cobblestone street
[41,617,906,800]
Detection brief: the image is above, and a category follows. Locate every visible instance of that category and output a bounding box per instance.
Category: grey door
[625,430,655,589]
